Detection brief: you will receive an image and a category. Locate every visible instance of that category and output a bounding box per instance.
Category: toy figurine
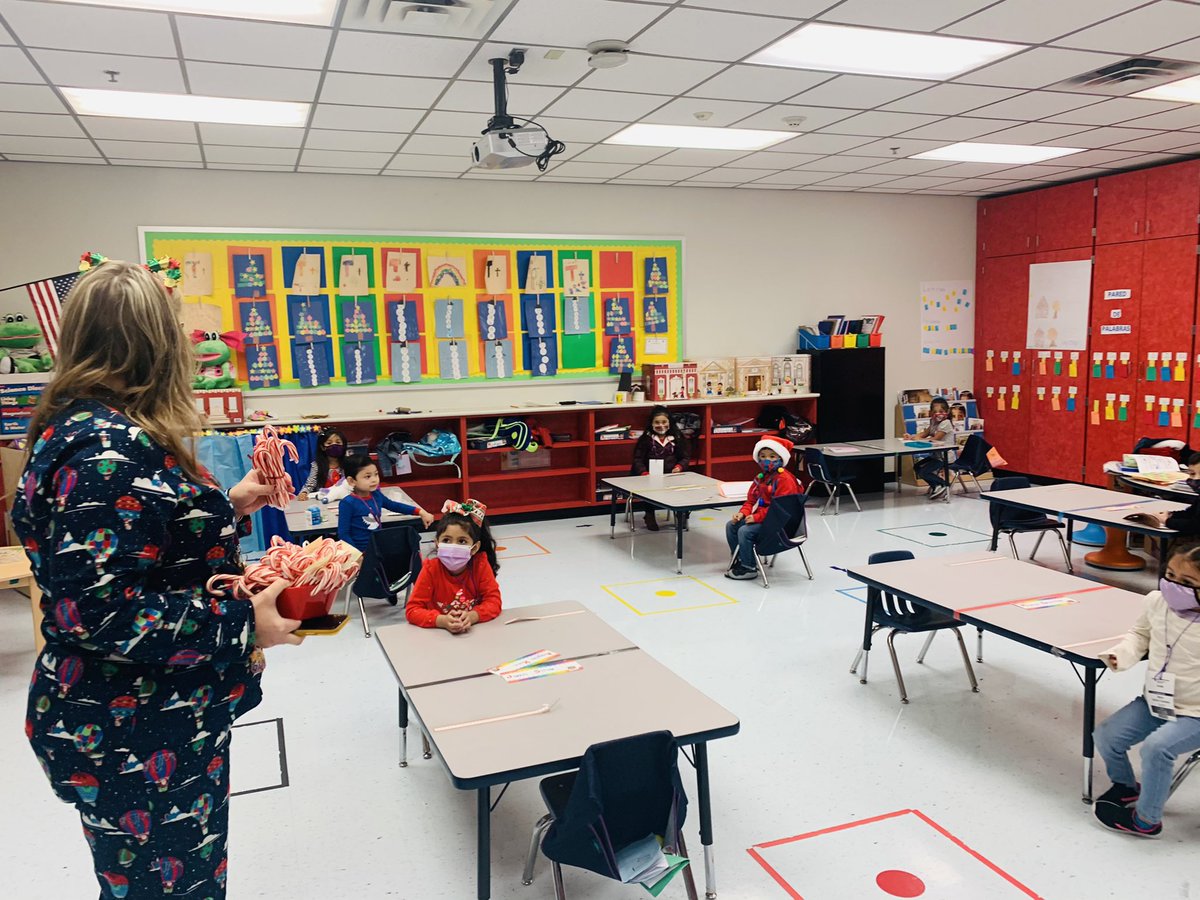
[191,330,245,390]
[0,314,52,373]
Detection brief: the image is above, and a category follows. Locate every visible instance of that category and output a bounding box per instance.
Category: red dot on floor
[876,870,925,897]
[496,546,507,552]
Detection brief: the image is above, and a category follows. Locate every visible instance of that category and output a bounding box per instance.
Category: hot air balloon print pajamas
[13,401,263,899]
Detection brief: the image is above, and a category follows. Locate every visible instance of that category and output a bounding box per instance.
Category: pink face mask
[437,543,473,574]
[1160,578,1200,621]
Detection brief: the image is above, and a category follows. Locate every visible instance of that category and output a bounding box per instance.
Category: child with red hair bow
[406,499,502,632]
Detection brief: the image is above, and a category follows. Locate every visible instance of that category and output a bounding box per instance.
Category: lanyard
[1159,607,1198,676]
[357,493,382,525]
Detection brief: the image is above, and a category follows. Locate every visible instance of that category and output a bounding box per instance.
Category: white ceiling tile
[436,79,563,116]
[567,144,668,163]
[687,65,833,102]
[461,171,540,180]
[329,31,475,78]
[898,117,1022,141]
[198,123,305,148]
[935,177,1015,191]
[529,115,625,143]
[300,148,393,168]
[80,116,195,142]
[809,172,899,187]
[310,104,422,133]
[543,88,668,121]
[957,47,1125,89]
[967,91,1103,120]
[379,170,459,179]
[177,17,332,69]
[682,0,831,17]
[882,83,1024,115]
[304,129,403,152]
[872,174,965,190]
[1113,104,1200,130]
[944,0,1152,43]
[385,152,471,172]
[798,184,859,191]
[298,166,377,174]
[792,155,878,172]
[857,158,960,176]
[723,150,821,169]
[633,7,799,61]
[207,162,296,171]
[686,169,755,182]
[96,139,200,161]
[738,182,797,189]
[1052,126,1159,148]
[842,137,951,157]
[921,161,1019,177]
[465,44,589,87]
[186,62,320,102]
[204,145,299,165]
[536,175,608,182]
[400,133,481,156]
[1131,151,1194,164]
[492,0,665,46]
[1044,97,1186,126]
[967,121,1091,143]
[1156,141,1200,155]
[1056,148,1149,166]
[624,163,714,179]
[749,169,841,185]
[581,55,725,96]
[650,148,750,165]
[607,178,677,185]
[0,134,98,155]
[32,49,185,93]
[318,72,444,109]
[820,110,943,136]
[682,181,742,188]
[0,20,13,44]
[761,132,873,154]
[1054,2,1200,54]
[0,45,39,83]
[1105,131,1200,152]
[792,75,936,109]
[1157,35,1200,61]
[542,161,638,178]
[997,163,1087,180]
[0,1,174,55]
[0,83,65,113]
[0,111,81,137]
[3,154,105,164]
[110,158,201,169]
[819,0,997,30]
[732,104,857,131]
[640,96,768,127]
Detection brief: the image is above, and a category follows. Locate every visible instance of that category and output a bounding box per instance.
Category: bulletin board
[141,227,683,391]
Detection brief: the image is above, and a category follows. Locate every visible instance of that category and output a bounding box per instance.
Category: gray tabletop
[848,438,957,456]
[284,486,419,534]
[984,484,1187,533]
[602,471,742,510]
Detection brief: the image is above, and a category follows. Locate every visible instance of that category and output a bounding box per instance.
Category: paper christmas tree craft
[645,257,669,294]
[643,296,668,334]
[295,310,328,340]
[341,301,374,340]
[239,301,274,344]
[609,336,634,373]
[248,345,280,389]
[234,254,267,298]
[604,296,632,335]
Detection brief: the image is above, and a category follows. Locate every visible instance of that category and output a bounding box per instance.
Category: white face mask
[437,543,473,573]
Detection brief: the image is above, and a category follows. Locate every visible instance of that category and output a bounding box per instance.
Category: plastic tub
[277,584,338,620]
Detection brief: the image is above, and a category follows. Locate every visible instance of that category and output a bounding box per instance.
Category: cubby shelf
[471,466,589,483]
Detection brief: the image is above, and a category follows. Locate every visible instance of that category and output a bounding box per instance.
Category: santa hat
[753,436,793,467]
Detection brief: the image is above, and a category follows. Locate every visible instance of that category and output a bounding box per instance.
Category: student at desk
[1164,452,1200,536]
[904,396,954,502]
[407,499,502,633]
[337,454,434,553]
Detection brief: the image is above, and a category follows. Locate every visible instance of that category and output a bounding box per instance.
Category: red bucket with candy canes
[277,584,338,620]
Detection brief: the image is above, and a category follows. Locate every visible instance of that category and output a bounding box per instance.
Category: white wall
[0,163,976,434]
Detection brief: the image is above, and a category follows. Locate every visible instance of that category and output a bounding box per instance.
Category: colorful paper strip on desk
[490,649,559,675]
[500,660,582,683]
[1017,596,1079,611]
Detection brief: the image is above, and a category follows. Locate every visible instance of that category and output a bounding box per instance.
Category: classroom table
[811,438,956,501]
[374,601,740,900]
[0,545,42,651]
[846,551,1144,803]
[981,483,1188,573]
[283,486,420,536]
[602,472,743,572]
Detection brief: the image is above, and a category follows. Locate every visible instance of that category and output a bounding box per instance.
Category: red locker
[1036,180,1096,252]
[1136,237,1198,442]
[976,255,1033,470]
[1096,169,1146,246]
[1145,159,1200,240]
[979,192,1037,258]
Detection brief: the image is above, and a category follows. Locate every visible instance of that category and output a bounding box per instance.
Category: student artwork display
[920,281,974,361]
[485,340,513,379]
[383,249,419,292]
[483,254,509,293]
[520,251,552,291]
[247,344,280,390]
[521,294,556,338]
[387,298,421,343]
[239,300,275,344]
[233,254,267,298]
[1026,261,1091,351]
[438,340,467,380]
[526,334,558,377]
[390,342,422,384]
[293,340,331,388]
[478,299,508,341]
[428,255,468,287]
[562,296,593,335]
[182,252,213,296]
[434,299,465,339]
[643,296,668,334]
[604,295,633,335]
[609,336,635,373]
[336,252,370,295]
[342,342,377,385]
[339,298,376,341]
[645,257,669,294]
[563,257,591,297]
[287,296,330,341]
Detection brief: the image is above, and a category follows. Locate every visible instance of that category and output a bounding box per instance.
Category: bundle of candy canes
[207,536,362,600]
[251,425,299,510]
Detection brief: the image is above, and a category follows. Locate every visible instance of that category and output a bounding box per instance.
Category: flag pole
[0,272,78,294]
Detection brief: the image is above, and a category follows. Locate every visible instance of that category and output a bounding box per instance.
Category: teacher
[13,261,302,899]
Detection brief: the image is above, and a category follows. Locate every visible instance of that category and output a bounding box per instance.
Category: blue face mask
[759,457,782,474]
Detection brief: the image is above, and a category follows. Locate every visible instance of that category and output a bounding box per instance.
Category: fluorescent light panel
[748,23,1021,80]
[62,88,309,127]
[45,0,337,26]
[1132,73,1200,103]
[606,123,792,151]
[912,142,1084,164]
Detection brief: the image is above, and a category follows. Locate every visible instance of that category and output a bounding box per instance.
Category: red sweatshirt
[405,553,503,628]
[738,468,801,524]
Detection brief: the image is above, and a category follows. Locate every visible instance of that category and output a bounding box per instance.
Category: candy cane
[207,536,362,600]
[251,425,299,510]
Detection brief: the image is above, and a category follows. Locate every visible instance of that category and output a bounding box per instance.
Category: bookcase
[809,347,885,491]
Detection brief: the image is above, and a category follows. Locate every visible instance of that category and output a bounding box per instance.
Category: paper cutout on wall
[282,246,326,292]
[287,296,331,342]
[337,253,370,295]
[562,332,595,369]
[484,254,509,293]
[563,258,591,297]
[292,339,331,388]
[342,341,377,385]
[247,344,280,390]
[383,249,419,291]
[562,296,593,335]
[386,298,420,343]
[478,299,508,341]
[239,300,275,345]
[643,296,668,334]
[390,342,422,384]
[434,299,465,338]
[182,252,213,296]
[438,340,468,380]
[599,250,632,288]
[604,295,632,335]
[233,254,267,298]
[608,335,634,373]
[428,255,468,287]
[339,298,377,341]
[181,300,222,339]
[645,256,669,294]
[920,281,974,361]
[1026,261,1090,351]
[485,340,513,379]
[521,294,556,338]
[526,334,558,377]
[521,252,550,291]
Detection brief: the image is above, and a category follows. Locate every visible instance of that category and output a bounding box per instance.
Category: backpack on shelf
[397,429,462,477]
[757,404,813,444]
[467,417,540,452]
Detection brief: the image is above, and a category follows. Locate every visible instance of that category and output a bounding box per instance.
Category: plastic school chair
[947,433,993,494]
[849,550,980,704]
[347,524,423,639]
[803,447,860,515]
[726,492,813,587]
[522,731,698,900]
[987,476,1073,574]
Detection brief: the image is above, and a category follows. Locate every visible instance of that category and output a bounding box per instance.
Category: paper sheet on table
[823,445,862,454]
[719,481,753,499]
[1123,454,1182,474]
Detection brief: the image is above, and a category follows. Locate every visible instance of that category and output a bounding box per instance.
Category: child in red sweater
[726,436,801,580]
[406,499,502,632]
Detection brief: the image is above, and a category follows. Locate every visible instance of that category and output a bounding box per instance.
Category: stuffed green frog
[192,330,238,389]
[0,314,52,374]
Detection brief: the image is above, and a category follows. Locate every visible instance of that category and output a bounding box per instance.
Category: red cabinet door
[1146,159,1200,240]
[1036,180,1096,252]
[980,193,1037,257]
[1095,170,1146,246]
[1137,237,1199,442]
[975,255,1032,471]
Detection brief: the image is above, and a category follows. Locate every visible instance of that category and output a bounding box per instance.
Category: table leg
[695,742,717,899]
[1158,536,1169,577]
[478,786,491,900]
[398,688,408,768]
[942,451,951,503]
[1082,667,1097,805]
[609,490,617,539]
[894,454,901,493]
[858,590,876,683]
[676,510,685,574]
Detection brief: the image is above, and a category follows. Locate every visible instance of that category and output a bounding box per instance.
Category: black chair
[988,476,1073,573]
[522,731,698,900]
[726,492,813,586]
[1170,749,1200,800]
[803,447,860,515]
[849,550,979,704]
[947,434,993,494]
[347,524,423,638]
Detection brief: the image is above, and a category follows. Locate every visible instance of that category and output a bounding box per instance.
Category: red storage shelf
[980,192,1037,258]
[1145,159,1200,240]
[1035,179,1096,252]
[1096,169,1147,246]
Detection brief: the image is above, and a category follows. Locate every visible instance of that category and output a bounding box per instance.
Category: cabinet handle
[1147,219,1152,236]
[1134,220,1139,235]
[1026,236,1031,248]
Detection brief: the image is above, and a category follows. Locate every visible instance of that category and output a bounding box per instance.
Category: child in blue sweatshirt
[337,454,434,552]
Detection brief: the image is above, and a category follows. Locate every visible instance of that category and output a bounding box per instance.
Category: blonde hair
[27,261,205,480]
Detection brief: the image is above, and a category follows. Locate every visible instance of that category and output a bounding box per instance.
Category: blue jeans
[1094,697,1200,823]
[914,456,947,488]
[726,520,761,569]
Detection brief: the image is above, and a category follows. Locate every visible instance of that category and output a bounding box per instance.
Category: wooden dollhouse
[735,356,773,396]
[691,358,735,397]
[771,355,812,394]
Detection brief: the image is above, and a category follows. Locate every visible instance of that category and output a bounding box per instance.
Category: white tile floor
[2,488,1196,899]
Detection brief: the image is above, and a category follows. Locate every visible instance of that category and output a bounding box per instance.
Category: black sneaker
[1094,801,1161,838]
[930,485,948,501]
[1095,782,1140,807]
[725,565,757,581]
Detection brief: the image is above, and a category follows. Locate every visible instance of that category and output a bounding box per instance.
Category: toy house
[771,355,812,394]
[642,363,698,401]
[689,358,735,398]
[735,356,773,396]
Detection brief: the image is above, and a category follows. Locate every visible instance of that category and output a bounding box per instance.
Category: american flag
[25,271,78,360]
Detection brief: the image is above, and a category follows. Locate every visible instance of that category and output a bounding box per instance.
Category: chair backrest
[865,550,925,622]
[754,492,808,556]
[541,731,688,879]
[803,447,830,483]
[988,475,1044,529]
[956,434,993,474]
[352,524,422,599]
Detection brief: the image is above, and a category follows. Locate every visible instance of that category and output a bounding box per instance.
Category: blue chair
[803,447,860,515]
[947,433,992,494]
[349,524,423,638]
[988,476,1073,573]
[726,492,813,586]
[522,731,698,900]
[849,550,979,704]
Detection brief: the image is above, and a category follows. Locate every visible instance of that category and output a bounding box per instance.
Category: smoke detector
[587,40,630,69]
[782,115,806,128]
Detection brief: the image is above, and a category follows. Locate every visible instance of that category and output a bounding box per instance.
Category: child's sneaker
[929,485,948,501]
[1093,802,1161,838]
[1095,782,1140,807]
[725,565,757,580]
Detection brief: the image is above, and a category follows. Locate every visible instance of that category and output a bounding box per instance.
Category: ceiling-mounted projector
[470,49,565,171]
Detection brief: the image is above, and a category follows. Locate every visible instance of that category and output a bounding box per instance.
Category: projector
[471,126,549,169]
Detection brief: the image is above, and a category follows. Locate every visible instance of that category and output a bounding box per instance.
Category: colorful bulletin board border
[141,227,684,392]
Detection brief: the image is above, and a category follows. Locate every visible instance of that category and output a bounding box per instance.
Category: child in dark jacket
[726,437,801,580]
[631,405,689,531]
[1165,452,1200,536]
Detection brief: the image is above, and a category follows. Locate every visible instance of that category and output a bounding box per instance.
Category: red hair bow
[192,330,248,353]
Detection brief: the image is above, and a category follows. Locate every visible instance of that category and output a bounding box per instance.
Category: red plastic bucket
[277,584,338,620]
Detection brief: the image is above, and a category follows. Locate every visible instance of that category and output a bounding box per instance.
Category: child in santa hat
[726,436,802,580]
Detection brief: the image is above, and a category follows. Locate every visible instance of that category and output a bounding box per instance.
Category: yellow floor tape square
[602,575,737,616]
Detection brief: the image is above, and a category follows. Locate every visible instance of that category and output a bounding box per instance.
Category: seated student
[1093,539,1200,838]
[905,396,955,501]
[406,499,501,633]
[726,437,800,580]
[336,454,434,555]
[297,426,346,500]
[1165,452,1200,536]
[631,405,689,531]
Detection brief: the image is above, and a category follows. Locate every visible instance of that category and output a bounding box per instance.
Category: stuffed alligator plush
[191,330,244,389]
[0,314,52,374]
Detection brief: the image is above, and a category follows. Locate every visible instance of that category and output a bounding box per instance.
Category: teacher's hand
[250,579,304,648]
[229,469,278,518]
